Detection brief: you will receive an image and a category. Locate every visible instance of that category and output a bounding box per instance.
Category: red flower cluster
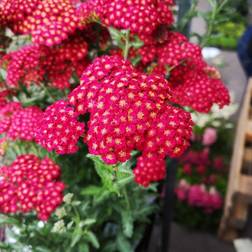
[0,0,83,46]
[131,30,230,113]
[5,44,46,88]
[157,32,203,67]
[35,100,85,154]
[150,32,229,113]
[78,0,174,37]
[0,154,64,220]
[181,148,210,167]
[66,55,192,186]
[0,102,43,141]
[3,36,88,89]
[7,106,43,141]
[170,66,230,113]
[0,102,21,135]
[0,0,40,25]
[45,36,89,89]
[175,180,222,213]
[0,89,10,107]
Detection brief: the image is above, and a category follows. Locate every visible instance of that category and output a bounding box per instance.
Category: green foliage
[1,140,158,252]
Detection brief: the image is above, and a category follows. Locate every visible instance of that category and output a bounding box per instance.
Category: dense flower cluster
[8,106,43,141]
[0,102,42,141]
[157,32,203,67]
[0,0,40,25]
[67,55,192,186]
[45,36,89,89]
[0,154,65,220]
[132,31,230,113]
[35,100,85,154]
[0,89,10,107]
[0,0,83,46]
[175,180,223,213]
[170,66,230,113]
[78,0,174,38]
[5,44,46,87]
[0,0,231,190]
[0,102,21,135]
[3,36,88,89]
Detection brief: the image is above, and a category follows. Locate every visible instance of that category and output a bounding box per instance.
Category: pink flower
[175,179,190,201]
[205,187,223,213]
[202,127,217,146]
[188,184,206,207]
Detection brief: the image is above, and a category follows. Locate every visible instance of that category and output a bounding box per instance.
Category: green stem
[123,188,130,210]
[123,30,130,60]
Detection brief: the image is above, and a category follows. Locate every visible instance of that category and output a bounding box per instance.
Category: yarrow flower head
[0,0,83,46]
[0,102,43,141]
[78,0,174,38]
[4,44,47,88]
[35,100,85,154]
[4,36,89,89]
[0,154,65,220]
[157,32,203,68]
[0,102,22,135]
[170,66,230,113]
[7,106,43,141]
[66,55,193,186]
[143,31,230,113]
[0,0,41,25]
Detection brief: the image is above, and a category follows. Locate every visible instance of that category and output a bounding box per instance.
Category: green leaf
[34,247,52,252]
[80,218,96,227]
[0,215,20,226]
[108,27,124,47]
[81,186,103,196]
[71,232,82,248]
[85,231,100,249]
[116,234,132,252]
[121,211,133,238]
[0,69,6,80]
[131,56,142,66]
[0,242,12,250]
[87,155,118,193]
[130,36,144,49]
[78,243,89,252]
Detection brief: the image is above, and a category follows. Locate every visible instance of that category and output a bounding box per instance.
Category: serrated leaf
[85,231,100,249]
[87,155,118,193]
